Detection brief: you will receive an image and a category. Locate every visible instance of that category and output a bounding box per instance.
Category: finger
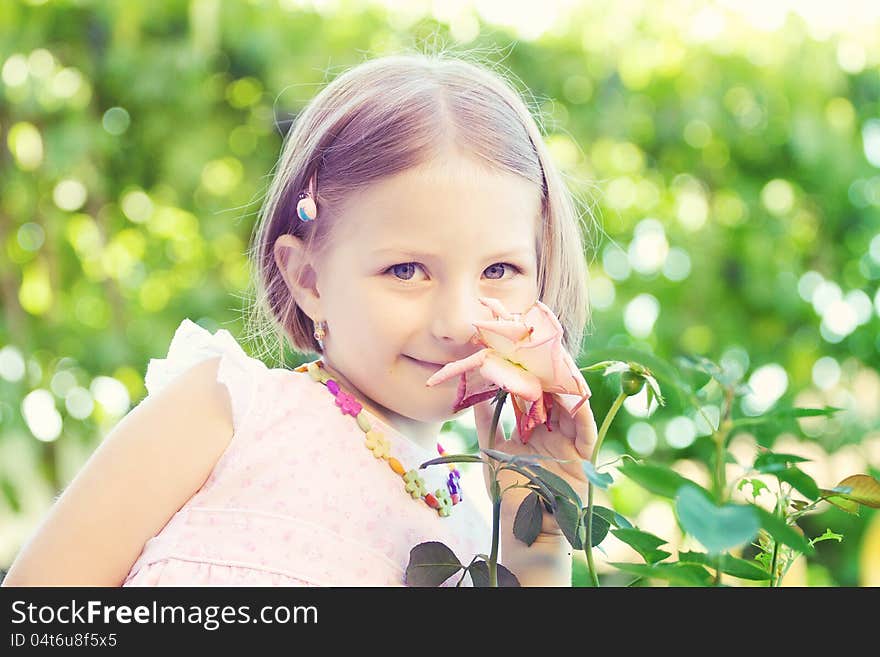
[574,400,598,461]
[557,400,575,437]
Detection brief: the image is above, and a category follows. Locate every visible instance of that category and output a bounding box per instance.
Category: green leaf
[738,478,769,499]
[587,508,611,547]
[593,505,633,529]
[513,492,543,546]
[610,527,671,564]
[608,561,714,586]
[775,466,820,500]
[419,454,484,468]
[554,495,585,550]
[809,528,844,546]
[675,485,760,555]
[753,507,814,555]
[504,464,557,510]
[678,551,770,581]
[582,461,614,490]
[582,348,688,408]
[820,492,860,514]
[522,464,583,506]
[468,560,521,587]
[618,461,712,501]
[480,448,516,463]
[753,452,811,474]
[732,406,844,430]
[829,474,880,508]
[404,541,463,587]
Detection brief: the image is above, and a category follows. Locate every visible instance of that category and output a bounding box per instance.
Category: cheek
[490,280,539,311]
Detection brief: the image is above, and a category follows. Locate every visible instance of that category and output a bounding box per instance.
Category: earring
[313,319,326,349]
[297,173,318,222]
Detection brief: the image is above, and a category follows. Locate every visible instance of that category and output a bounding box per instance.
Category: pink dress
[122,319,494,586]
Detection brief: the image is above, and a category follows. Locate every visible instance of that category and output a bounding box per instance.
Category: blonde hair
[244,50,596,365]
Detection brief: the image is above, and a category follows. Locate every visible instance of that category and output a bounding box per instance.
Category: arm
[2,357,234,586]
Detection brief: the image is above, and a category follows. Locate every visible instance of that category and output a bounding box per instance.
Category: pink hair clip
[296,173,317,222]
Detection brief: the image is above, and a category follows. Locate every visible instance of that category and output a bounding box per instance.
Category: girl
[3,52,598,587]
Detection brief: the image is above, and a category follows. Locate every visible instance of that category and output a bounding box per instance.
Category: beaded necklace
[293,359,463,517]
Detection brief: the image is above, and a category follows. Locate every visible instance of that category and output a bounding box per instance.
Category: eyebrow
[373,247,534,261]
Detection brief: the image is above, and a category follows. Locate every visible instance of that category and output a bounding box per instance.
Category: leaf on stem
[618,461,713,501]
[419,454,484,468]
[608,561,713,586]
[592,505,633,529]
[775,466,820,501]
[752,507,814,555]
[468,560,521,587]
[582,461,613,490]
[404,542,463,587]
[753,451,811,474]
[586,508,611,547]
[522,464,583,507]
[503,463,557,510]
[513,492,543,546]
[826,474,880,509]
[677,551,770,581]
[554,495,585,549]
[675,486,760,555]
[610,527,671,564]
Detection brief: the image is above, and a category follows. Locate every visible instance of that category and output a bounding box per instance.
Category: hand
[472,392,599,534]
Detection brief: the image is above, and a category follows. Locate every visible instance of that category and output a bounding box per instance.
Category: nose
[430,283,492,351]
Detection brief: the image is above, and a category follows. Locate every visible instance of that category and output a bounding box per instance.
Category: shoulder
[181,356,235,439]
[144,319,271,437]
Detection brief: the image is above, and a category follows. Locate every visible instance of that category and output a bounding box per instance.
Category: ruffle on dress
[144,318,269,436]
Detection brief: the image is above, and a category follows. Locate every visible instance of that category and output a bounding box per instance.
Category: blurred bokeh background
[1,0,878,586]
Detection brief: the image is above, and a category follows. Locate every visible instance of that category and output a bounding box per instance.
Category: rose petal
[478,296,518,320]
[452,369,500,412]
[479,353,543,401]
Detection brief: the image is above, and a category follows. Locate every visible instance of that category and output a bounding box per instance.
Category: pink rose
[425,297,591,443]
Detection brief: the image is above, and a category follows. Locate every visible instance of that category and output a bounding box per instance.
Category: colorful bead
[364,430,390,459]
[434,488,453,517]
[403,469,427,499]
[306,362,323,380]
[356,411,372,433]
[335,390,362,417]
[308,359,461,517]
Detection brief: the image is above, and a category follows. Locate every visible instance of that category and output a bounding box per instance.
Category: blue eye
[386,263,422,281]
[383,262,522,282]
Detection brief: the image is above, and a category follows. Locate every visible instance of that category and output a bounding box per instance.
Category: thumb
[473,398,506,449]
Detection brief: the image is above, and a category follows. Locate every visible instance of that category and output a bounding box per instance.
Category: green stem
[584,391,627,588]
[489,479,501,587]
[768,539,780,587]
[489,390,507,450]
[768,497,781,587]
[585,487,598,587]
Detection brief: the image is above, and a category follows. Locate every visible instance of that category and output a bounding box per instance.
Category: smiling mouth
[406,356,447,368]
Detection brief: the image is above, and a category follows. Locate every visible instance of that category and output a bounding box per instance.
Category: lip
[406,356,448,369]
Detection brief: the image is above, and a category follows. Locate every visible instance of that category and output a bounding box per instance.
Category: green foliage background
[1,0,878,585]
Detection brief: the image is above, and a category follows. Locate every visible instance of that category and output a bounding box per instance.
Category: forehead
[340,156,542,259]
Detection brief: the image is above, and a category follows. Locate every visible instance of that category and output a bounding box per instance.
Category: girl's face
[282,153,541,448]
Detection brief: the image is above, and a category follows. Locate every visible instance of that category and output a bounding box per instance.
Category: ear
[273,234,322,321]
